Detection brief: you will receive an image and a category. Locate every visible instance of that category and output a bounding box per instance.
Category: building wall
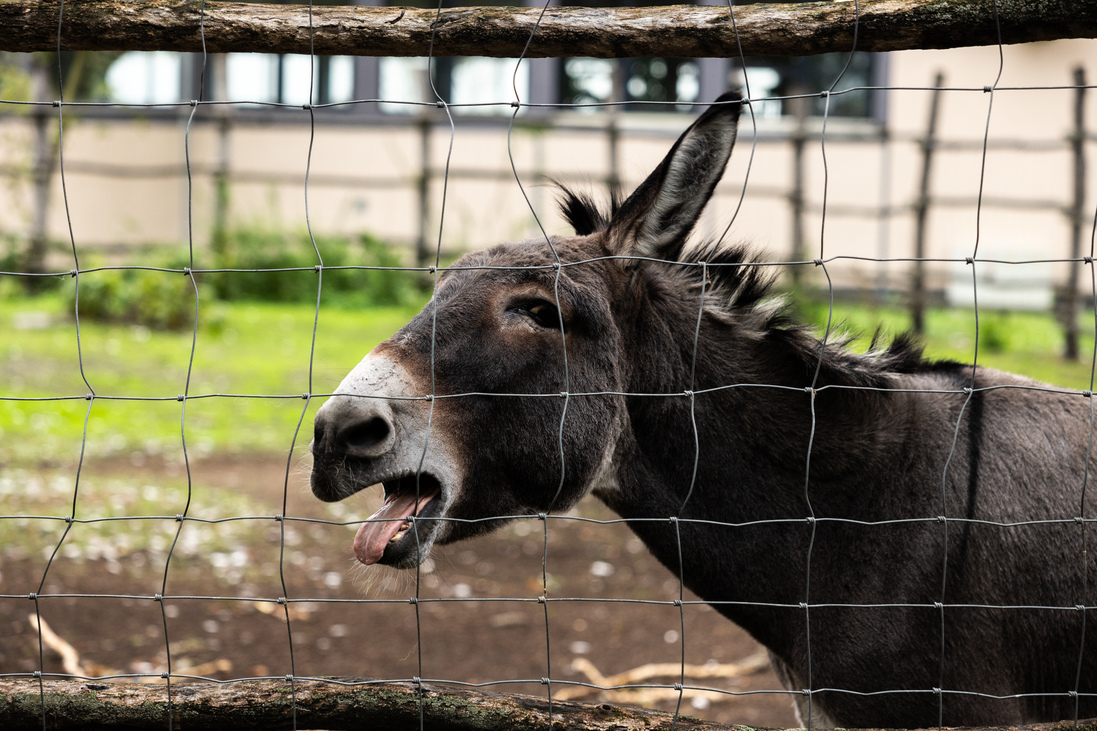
[2,39,1095,304]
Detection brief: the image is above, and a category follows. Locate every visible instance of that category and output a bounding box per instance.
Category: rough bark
[0,677,741,730]
[3,678,1097,731]
[1,0,1096,59]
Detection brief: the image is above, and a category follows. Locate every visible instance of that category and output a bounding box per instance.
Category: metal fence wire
[1,0,1097,730]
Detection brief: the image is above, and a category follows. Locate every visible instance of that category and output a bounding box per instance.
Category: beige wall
[3,39,1096,302]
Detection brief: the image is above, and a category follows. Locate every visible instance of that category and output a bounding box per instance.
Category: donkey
[310,92,1096,728]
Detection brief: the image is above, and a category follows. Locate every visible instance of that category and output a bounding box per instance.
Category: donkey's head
[310,92,742,568]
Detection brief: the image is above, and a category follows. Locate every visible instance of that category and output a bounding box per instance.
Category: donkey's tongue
[353,488,437,566]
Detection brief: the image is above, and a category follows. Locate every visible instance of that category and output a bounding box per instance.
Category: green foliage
[59,229,420,330]
[207,228,421,308]
[66,253,214,331]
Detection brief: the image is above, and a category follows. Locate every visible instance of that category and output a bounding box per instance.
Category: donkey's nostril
[338,415,393,457]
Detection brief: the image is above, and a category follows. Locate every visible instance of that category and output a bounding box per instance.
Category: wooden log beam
[3,678,1097,731]
[0,0,1096,60]
[0,677,742,730]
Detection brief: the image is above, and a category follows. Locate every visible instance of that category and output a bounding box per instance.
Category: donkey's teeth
[389,521,412,542]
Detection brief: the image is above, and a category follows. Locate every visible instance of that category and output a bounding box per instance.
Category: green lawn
[3,290,1096,466]
[1,292,426,464]
[797,299,1097,391]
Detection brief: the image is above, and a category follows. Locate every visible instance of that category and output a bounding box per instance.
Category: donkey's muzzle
[312,395,397,461]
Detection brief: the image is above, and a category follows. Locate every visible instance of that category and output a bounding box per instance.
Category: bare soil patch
[1,454,798,728]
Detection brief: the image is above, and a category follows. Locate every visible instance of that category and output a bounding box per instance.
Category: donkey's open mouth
[353,473,443,567]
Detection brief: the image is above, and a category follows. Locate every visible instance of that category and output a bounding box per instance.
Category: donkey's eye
[514,300,562,330]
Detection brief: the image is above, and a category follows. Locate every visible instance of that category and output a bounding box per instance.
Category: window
[378,56,529,115]
[225,53,355,106]
[106,52,184,105]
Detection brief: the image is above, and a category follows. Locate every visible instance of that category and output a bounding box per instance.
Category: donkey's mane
[559,186,948,390]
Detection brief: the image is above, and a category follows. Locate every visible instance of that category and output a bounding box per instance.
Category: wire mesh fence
[1,1,1097,730]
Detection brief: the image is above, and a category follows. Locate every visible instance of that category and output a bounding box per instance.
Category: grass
[1,290,428,464]
[4,288,1096,468]
[797,298,1097,391]
[3,286,1095,577]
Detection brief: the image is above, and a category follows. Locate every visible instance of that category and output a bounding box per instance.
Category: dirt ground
[0,454,800,729]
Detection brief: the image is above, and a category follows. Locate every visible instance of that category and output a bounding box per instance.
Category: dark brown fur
[312,93,1096,727]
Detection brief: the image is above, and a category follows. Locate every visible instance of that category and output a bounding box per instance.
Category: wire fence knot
[1085,256,1094,265]
[965,256,974,265]
[1083,391,1092,399]
[983,85,993,93]
[154,594,163,602]
[27,593,37,601]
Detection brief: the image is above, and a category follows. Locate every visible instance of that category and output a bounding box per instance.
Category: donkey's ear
[605,91,741,261]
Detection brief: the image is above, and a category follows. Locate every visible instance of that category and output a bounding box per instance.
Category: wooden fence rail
[1,0,1097,59]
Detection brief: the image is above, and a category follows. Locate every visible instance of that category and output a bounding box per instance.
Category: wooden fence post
[911,72,944,335]
[787,86,810,287]
[1063,66,1088,361]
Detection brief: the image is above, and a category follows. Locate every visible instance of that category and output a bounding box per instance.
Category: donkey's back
[791,362,1096,726]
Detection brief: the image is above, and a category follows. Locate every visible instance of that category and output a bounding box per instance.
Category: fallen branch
[1,0,1096,59]
[27,614,232,684]
[27,615,86,678]
[556,652,770,703]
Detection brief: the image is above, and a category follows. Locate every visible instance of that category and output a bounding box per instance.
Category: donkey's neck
[597,311,917,651]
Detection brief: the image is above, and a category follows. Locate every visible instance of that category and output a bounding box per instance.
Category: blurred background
[1,0,1096,727]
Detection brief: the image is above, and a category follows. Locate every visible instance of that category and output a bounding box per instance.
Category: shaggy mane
[557,184,941,390]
